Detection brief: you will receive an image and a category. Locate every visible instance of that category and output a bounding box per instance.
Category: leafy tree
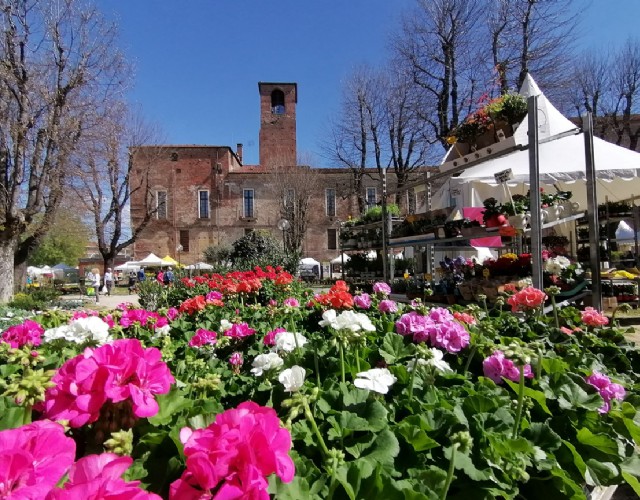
[28,209,90,266]
[229,231,297,273]
[202,244,232,273]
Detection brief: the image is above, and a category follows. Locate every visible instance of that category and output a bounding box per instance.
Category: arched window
[271,89,285,115]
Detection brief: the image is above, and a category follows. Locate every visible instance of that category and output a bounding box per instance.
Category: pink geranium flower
[44,339,174,426]
[188,328,217,348]
[586,371,625,413]
[0,420,76,499]
[283,297,300,307]
[170,401,294,499]
[372,282,391,296]
[353,293,372,310]
[453,311,476,325]
[224,322,256,338]
[483,350,533,384]
[1,319,44,348]
[47,453,161,499]
[395,310,470,353]
[264,327,286,346]
[378,299,398,313]
[581,307,609,327]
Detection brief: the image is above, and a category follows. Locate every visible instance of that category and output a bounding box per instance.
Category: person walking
[163,267,175,286]
[137,267,146,283]
[91,267,101,304]
[104,268,114,296]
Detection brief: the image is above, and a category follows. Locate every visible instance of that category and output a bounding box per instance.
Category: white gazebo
[132,253,168,267]
[185,262,214,270]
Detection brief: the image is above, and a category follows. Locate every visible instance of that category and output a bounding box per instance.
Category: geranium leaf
[522,422,562,452]
[622,472,640,496]
[396,420,439,452]
[340,410,370,431]
[355,429,400,479]
[443,446,492,481]
[585,459,619,486]
[555,377,603,411]
[268,474,313,499]
[148,387,193,426]
[334,465,357,500]
[576,428,619,456]
[379,332,415,364]
[503,380,552,415]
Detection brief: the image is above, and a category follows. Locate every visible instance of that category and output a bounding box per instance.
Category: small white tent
[300,257,321,267]
[132,253,167,267]
[330,253,351,264]
[185,262,214,270]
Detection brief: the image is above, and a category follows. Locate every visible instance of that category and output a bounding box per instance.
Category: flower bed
[1,268,640,498]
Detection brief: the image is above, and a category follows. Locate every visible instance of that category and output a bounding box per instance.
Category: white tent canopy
[437,74,640,211]
[185,262,214,270]
[132,253,167,267]
[114,262,140,271]
[300,257,321,267]
[330,253,351,264]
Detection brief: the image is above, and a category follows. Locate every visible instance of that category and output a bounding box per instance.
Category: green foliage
[362,203,400,222]
[8,287,60,310]
[202,244,232,273]
[229,230,297,272]
[28,209,91,266]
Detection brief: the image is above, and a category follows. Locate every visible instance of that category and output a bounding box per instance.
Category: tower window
[327,229,337,250]
[271,89,285,115]
[325,188,336,217]
[243,189,255,218]
[198,190,210,219]
[366,187,377,209]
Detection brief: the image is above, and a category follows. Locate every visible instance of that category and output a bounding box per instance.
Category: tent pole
[381,167,389,283]
[528,95,543,289]
[584,112,602,310]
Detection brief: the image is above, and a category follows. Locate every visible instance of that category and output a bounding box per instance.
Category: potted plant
[486,92,527,126]
[481,197,508,228]
[501,194,530,229]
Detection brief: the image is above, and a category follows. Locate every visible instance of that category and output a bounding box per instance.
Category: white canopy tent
[131,253,168,267]
[435,74,640,211]
[114,262,140,271]
[185,262,214,270]
[330,253,351,264]
[300,257,321,267]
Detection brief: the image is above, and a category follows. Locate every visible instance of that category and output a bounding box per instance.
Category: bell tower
[258,82,297,168]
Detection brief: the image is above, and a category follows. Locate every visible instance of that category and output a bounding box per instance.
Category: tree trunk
[14,261,27,294]
[0,240,17,304]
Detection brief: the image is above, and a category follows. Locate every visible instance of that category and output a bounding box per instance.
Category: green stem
[463,345,476,373]
[339,341,346,384]
[440,443,459,500]
[512,365,526,439]
[407,357,419,403]
[303,400,330,458]
[314,344,321,388]
[551,295,559,330]
[354,346,361,372]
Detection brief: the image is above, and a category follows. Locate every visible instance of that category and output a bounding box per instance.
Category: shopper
[104,268,114,296]
[91,267,101,304]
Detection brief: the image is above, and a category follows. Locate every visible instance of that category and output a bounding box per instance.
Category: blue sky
[99,0,640,167]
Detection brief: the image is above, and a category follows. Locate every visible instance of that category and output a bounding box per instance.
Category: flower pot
[508,214,530,230]
[544,204,564,223]
[485,214,508,228]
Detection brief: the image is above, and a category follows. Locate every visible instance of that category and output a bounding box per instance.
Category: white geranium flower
[410,348,452,373]
[220,319,233,331]
[250,352,284,376]
[555,256,571,268]
[44,316,111,345]
[152,324,171,339]
[544,259,563,275]
[274,331,308,353]
[278,365,306,393]
[353,368,397,394]
[318,309,338,329]
[319,309,375,333]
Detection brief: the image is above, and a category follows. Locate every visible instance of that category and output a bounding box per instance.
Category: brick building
[130,82,425,265]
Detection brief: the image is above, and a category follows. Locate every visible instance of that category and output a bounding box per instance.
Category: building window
[284,188,295,210]
[325,188,336,217]
[243,189,255,218]
[198,190,209,219]
[408,188,417,214]
[156,190,167,219]
[366,187,377,209]
[327,228,337,250]
[271,89,285,114]
[179,230,190,253]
